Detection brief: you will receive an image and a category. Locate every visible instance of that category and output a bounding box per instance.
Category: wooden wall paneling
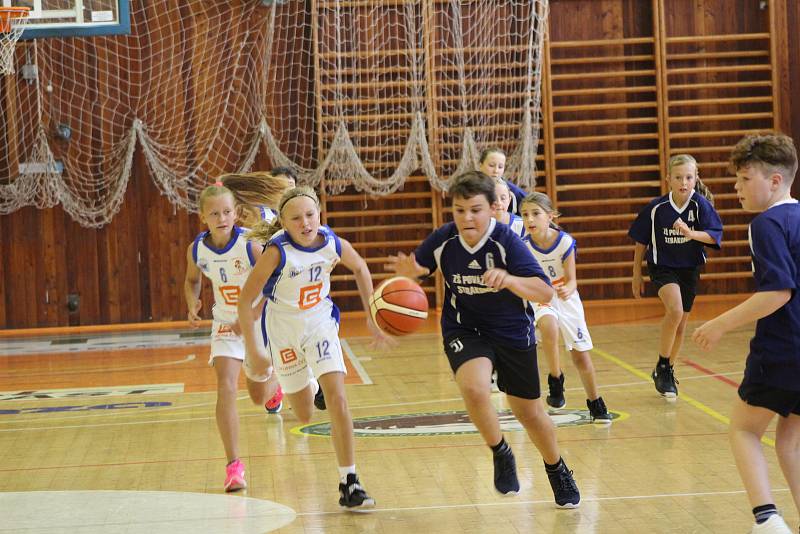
[662,0,773,296]
[422,0,443,311]
[2,0,799,328]
[37,206,67,326]
[547,0,660,300]
[312,1,436,312]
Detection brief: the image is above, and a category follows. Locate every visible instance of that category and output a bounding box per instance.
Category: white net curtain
[0,0,548,227]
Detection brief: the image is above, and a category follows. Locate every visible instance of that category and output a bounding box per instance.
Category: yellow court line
[591,347,775,448]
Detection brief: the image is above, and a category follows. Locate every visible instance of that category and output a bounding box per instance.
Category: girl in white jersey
[493,178,526,237]
[520,193,612,424]
[184,182,283,492]
[238,186,391,510]
[220,169,328,412]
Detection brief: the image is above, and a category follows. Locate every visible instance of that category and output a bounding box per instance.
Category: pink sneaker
[224,459,246,492]
[265,384,284,414]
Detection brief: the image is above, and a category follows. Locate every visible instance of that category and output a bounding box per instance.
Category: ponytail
[246,186,320,244]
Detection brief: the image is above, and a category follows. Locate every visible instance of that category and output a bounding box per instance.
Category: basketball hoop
[0,6,30,75]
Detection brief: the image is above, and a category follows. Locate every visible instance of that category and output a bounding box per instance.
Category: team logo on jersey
[485,253,495,269]
[298,283,323,309]
[279,348,297,364]
[467,260,481,270]
[198,259,209,272]
[294,408,624,437]
[448,338,464,353]
[687,211,695,222]
[289,268,304,278]
[219,285,240,305]
[232,258,248,275]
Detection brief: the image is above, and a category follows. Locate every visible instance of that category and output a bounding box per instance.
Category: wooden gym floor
[0,298,796,533]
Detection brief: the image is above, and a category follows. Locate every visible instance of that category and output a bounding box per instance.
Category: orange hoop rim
[0,6,31,33]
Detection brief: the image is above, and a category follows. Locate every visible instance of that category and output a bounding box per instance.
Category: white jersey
[523,230,575,286]
[259,206,278,223]
[496,213,526,239]
[262,225,341,314]
[193,226,257,324]
[509,214,525,238]
[523,230,592,351]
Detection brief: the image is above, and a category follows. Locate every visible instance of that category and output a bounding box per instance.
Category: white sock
[338,465,356,483]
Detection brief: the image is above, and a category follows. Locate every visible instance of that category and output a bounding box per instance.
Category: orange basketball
[369,276,429,336]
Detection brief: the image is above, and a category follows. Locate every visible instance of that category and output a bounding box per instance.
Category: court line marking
[0,367,756,430]
[591,347,775,447]
[682,358,740,388]
[340,339,373,385]
[0,430,740,472]
[292,487,790,517]
[0,354,197,378]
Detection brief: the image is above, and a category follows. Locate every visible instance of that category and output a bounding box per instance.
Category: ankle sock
[490,437,510,456]
[657,355,670,368]
[338,465,356,484]
[753,504,778,524]
[544,457,564,472]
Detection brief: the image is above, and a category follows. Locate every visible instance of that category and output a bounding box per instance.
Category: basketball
[369,276,429,336]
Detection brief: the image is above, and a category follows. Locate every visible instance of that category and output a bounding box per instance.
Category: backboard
[2,0,130,39]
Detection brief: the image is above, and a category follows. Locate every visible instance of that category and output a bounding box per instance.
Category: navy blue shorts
[443,331,541,400]
[647,262,700,312]
[738,379,800,417]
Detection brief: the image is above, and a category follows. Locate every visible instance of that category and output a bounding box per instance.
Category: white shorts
[534,292,593,352]
[264,302,346,394]
[208,320,245,364]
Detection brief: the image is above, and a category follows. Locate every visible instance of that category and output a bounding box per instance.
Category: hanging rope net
[0,0,548,227]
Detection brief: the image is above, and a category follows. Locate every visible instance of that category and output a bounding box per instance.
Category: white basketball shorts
[264,302,346,394]
[534,292,593,352]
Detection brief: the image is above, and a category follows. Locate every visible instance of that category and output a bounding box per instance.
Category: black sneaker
[546,373,566,410]
[546,461,580,508]
[493,449,520,495]
[314,385,326,411]
[652,365,679,400]
[338,473,375,509]
[586,397,612,425]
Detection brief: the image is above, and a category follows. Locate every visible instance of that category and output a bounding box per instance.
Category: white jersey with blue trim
[523,230,576,286]
[508,214,525,238]
[193,226,257,324]
[262,225,342,314]
[259,206,278,223]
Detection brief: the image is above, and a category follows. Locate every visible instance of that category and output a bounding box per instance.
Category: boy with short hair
[693,133,800,534]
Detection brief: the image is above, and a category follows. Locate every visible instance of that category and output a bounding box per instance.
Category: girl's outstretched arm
[631,242,646,298]
[557,251,578,300]
[340,238,395,347]
[237,245,281,377]
[184,243,203,327]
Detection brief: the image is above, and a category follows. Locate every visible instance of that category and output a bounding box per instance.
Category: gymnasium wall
[1,0,799,329]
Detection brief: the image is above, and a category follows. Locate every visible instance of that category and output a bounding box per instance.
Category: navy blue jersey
[414,219,549,349]
[628,191,723,268]
[506,180,527,215]
[745,200,800,390]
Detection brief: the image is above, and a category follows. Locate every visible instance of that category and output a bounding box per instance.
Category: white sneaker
[751,514,792,534]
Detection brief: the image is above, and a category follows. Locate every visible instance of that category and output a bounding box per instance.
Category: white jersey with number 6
[193,226,257,325]
[262,225,341,313]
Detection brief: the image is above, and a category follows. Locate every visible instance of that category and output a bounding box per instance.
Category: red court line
[682,358,740,388]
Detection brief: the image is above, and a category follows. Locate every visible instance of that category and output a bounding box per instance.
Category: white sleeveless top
[523,230,576,287]
[262,225,341,314]
[193,226,256,324]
